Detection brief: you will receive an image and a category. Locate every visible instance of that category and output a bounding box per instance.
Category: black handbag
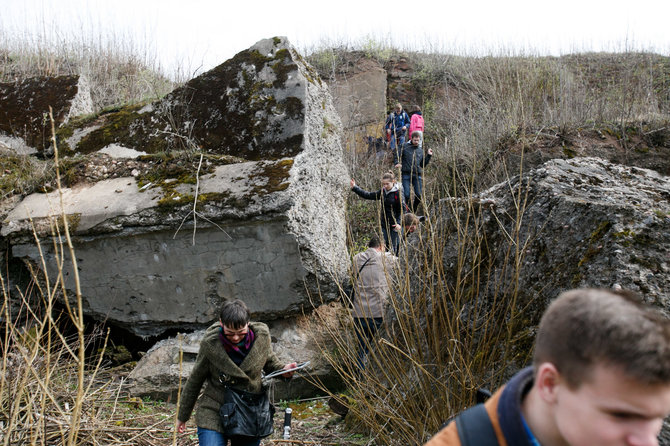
[219,386,275,438]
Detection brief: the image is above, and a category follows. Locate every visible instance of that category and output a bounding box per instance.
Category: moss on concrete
[0,75,81,152]
[0,153,52,195]
[41,38,312,161]
[72,102,170,155]
[248,159,294,195]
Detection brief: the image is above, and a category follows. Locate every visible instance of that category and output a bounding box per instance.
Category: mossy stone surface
[0,75,84,152]
[63,37,308,160]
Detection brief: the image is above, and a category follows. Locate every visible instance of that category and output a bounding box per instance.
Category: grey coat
[177,321,284,432]
[352,248,396,319]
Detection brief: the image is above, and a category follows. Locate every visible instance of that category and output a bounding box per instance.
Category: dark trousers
[381,223,400,255]
[402,174,423,212]
[390,132,406,150]
[353,317,384,369]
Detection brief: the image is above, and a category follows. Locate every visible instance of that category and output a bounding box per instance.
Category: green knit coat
[177,321,285,432]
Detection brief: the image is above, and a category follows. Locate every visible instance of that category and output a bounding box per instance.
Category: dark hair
[533,288,670,388]
[219,299,250,329]
[368,236,382,248]
[403,213,419,227]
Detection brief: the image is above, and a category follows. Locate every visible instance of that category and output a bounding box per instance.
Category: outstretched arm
[351,184,382,200]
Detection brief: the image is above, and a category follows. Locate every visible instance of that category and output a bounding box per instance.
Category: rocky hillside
[1,40,669,428]
[312,49,670,189]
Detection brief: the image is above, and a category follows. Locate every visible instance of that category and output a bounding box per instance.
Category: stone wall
[13,223,308,336]
[326,57,387,129]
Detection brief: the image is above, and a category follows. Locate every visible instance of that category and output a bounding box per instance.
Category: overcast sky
[1,0,669,77]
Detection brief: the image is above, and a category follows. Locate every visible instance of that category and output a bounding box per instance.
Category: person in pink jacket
[409,105,424,144]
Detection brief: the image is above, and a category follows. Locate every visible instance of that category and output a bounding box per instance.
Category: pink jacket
[409,113,424,136]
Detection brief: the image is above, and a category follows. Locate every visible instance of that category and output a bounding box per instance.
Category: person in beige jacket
[351,235,396,369]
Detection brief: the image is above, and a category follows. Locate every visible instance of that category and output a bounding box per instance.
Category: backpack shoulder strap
[455,404,499,446]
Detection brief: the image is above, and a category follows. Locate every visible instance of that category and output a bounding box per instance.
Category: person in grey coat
[351,236,397,369]
[176,299,296,446]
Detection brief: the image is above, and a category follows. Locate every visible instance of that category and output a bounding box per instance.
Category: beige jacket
[351,247,396,318]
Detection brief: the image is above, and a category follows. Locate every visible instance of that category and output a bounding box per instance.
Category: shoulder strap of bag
[357,257,372,274]
[455,404,499,446]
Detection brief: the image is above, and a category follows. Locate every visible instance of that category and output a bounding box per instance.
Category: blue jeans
[402,174,423,212]
[353,317,384,369]
[381,223,400,255]
[389,132,406,150]
[197,427,261,446]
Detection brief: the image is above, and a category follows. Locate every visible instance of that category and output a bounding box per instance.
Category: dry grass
[308,162,535,444]
[0,29,176,111]
[310,46,670,196]
[306,44,670,444]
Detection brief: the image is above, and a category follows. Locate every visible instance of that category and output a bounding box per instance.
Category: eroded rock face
[325,55,387,129]
[2,37,349,337]
[436,157,670,329]
[0,75,93,154]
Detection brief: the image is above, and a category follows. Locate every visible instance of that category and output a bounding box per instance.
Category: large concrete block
[2,37,349,336]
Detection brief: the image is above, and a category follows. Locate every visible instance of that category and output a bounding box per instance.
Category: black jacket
[394,142,431,175]
[351,184,403,228]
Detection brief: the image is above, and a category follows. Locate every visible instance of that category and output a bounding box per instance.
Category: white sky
[1,0,669,77]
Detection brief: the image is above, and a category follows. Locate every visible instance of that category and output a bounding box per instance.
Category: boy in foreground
[425,288,670,446]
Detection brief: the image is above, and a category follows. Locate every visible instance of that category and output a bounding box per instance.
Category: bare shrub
[309,156,534,444]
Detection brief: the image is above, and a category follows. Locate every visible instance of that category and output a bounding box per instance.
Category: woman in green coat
[176,299,296,446]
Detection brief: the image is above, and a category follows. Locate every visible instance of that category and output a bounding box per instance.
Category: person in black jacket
[350,171,404,255]
[385,103,411,151]
[394,131,433,212]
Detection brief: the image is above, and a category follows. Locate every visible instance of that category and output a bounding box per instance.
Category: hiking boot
[328,396,349,416]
